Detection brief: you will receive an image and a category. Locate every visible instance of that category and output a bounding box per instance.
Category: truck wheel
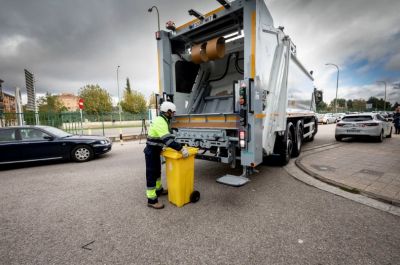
[292,121,303,157]
[190,191,200,203]
[305,119,317,142]
[278,124,294,166]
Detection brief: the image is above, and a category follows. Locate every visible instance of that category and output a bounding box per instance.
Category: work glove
[181,147,189,158]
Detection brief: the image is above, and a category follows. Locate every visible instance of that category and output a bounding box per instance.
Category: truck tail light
[239,131,245,139]
[239,130,246,148]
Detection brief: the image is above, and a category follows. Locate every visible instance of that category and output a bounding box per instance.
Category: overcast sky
[1,0,399,106]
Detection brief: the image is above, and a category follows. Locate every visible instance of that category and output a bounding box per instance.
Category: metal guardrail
[0,111,147,135]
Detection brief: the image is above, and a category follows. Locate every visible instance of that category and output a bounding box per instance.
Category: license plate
[347,129,360,133]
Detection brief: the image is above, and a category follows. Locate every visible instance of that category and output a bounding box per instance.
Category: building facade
[57,93,79,111]
[2,92,16,113]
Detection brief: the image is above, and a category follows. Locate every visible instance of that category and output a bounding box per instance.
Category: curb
[285,144,400,216]
[108,134,145,142]
[296,149,400,207]
[285,159,400,217]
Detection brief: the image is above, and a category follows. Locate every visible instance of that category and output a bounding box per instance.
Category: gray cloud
[1,0,399,105]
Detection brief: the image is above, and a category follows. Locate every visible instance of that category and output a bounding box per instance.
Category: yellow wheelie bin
[162,147,200,207]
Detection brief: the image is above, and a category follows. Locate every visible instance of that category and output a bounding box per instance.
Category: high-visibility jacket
[146,114,182,151]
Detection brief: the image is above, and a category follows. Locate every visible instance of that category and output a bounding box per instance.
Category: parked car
[0,125,112,165]
[334,113,346,122]
[318,113,336,124]
[335,113,392,142]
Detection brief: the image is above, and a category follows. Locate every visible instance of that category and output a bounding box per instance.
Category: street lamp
[148,6,160,32]
[325,63,340,113]
[376,81,387,112]
[117,65,123,143]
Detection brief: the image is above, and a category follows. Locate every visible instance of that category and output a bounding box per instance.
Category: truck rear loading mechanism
[154,0,322,186]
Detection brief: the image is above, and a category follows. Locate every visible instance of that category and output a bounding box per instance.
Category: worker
[144,101,189,209]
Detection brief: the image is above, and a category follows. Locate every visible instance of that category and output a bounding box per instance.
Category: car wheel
[335,135,342,141]
[376,130,384,142]
[386,127,392,138]
[71,145,93,162]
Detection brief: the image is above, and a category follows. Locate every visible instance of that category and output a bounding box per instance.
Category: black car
[0,125,112,165]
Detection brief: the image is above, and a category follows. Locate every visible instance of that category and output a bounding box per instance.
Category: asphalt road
[1,124,399,265]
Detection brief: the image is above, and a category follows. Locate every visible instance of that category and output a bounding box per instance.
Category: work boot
[147,201,164,209]
[157,189,168,196]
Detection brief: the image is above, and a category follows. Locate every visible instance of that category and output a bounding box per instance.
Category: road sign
[78,98,84,109]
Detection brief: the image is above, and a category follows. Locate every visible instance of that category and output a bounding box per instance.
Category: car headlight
[99,140,107,144]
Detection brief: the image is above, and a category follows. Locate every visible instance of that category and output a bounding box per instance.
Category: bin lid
[162,147,198,159]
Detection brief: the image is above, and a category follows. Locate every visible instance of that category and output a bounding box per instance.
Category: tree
[367,96,391,111]
[125,78,131,94]
[346,99,353,110]
[37,92,65,112]
[352,99,367,112]
[121,89,147,114]
[78,84,112,114]
[316,100,328,112]
[329,98,346,111]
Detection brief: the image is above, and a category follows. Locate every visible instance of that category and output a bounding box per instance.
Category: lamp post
[148,6,160,32]
[325,63,340,113]
[117,65,123,144]
[376,81,387,112]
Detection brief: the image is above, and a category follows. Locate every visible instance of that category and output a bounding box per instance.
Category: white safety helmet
[160,101,176,113]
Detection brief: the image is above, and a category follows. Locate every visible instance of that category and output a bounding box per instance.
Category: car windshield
[42,126,72,137]
[342,115,373,122]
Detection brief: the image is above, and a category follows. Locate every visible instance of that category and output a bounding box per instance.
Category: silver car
[335,113,392,142]
[318,113,336,124]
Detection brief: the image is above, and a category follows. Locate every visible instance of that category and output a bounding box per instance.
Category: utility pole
[325,63,340,113]
[376,81,387,112]
[117,65,123,145]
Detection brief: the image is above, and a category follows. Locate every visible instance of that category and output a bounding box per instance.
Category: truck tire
[277,123,294,166]
[292,121,303,157]
[308,120,318,142]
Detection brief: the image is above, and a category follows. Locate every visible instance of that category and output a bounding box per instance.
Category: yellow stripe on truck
[251,11,256,79]
[176,6,225,31]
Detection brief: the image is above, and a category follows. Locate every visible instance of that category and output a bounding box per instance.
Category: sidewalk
[297,134,400,206]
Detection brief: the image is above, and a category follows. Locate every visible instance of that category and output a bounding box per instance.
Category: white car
[335,113,392,142]
[334,113,346,121]
[318,113,336,124]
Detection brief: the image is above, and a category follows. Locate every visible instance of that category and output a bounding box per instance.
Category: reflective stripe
[146,141,164,147]
[161,133,174,140]
[147,136,161,140]
[156,178,162,190]
[165,138,174,146]
[146,188,157,199]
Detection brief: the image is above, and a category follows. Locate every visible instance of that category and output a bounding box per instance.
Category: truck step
[216,175,250,187]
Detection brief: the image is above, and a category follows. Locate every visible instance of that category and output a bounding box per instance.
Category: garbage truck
[154,0,322,186]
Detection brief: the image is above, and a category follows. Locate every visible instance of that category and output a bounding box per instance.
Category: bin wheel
[190,191,200,203]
